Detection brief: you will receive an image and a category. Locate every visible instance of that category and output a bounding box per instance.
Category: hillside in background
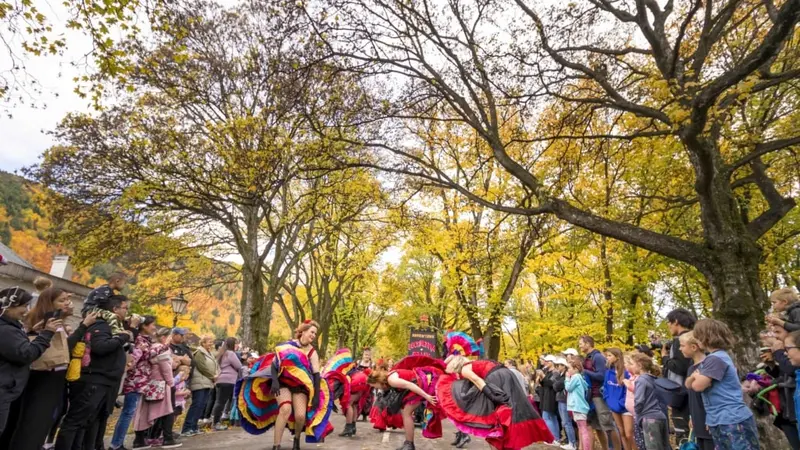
[0,170,243,338]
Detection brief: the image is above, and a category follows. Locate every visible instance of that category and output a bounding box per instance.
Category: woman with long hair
[367,356,444,450]
[212,337,242,430]
[236,320,334,450]
[436,355,554,450]
[132,328,180,449]
[604,348,632,450]
[2,288,88,450]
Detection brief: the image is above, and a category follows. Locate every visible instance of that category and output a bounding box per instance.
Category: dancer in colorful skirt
[442,331,484,448]
[436,355,554,450]
[235,320,334,450]
[368,355,445,450]
[321,348,372,437]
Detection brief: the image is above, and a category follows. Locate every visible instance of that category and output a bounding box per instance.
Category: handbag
[66,332,91,382]
[142,379,167,401]
[31,330,70,370]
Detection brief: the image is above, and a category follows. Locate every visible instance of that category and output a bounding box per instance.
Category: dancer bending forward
[368,356,444,450]
[235,320,333,450]
[437,355,554,450]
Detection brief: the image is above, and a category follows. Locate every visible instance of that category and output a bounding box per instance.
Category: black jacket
[80,319,130,386]
[663,331,692,379]
[783,302,800,332]
[540,370,559,413]
[774,349,798,423]
[553,371,567,403]
[0,316,54,402]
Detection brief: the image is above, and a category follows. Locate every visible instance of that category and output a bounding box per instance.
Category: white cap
[543,355,557,362]
[554,357,568,366]
[563,348,579,356]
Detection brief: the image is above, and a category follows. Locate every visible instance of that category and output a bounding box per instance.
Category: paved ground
[135,414,556,450]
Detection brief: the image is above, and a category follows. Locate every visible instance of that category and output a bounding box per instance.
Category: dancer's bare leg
[274,388,293,446]
[401,403,416,443]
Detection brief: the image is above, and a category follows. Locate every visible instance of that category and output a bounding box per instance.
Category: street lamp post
[171,292,188,328]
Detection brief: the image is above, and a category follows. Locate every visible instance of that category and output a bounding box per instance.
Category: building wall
[0,263,90,328]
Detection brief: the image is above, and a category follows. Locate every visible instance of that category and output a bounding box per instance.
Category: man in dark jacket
[579,335,620,450]
[0,287,61,435]
[55,295,132,450]
[662,308,696,441]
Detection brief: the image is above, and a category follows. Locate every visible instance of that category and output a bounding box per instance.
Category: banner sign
[408,327,439,357]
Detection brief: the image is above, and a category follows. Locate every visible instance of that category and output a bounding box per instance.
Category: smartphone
[44,310,64,321]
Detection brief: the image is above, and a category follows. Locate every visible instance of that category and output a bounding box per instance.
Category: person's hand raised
[82,312,99,327]
[45,318,63,333]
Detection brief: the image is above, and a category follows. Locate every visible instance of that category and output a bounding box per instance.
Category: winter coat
[783,302,800,332]
[217,350,243,385]
[80,319,130,386]
[553,371,567,403]
[190,346,219,391]
[565,373,590,414]
[123,334,152,394]
[133,343,174,431]
[540,369,559,413]
[0,316,54,403]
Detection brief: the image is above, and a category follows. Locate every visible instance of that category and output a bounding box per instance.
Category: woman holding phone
[1,288,97,450]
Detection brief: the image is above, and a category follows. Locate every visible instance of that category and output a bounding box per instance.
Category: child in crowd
[604,348,632,450]
[623,354,643,450]
[679,331,715,450]
[174,364,192,416]
[768,288,800,332]
[686,319,759,450]
[565,359,592,450]
[631,353,669,450]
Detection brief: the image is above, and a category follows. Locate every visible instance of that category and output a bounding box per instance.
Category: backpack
[583,373,595,412]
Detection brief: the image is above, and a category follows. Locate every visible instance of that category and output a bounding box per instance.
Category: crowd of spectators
[0,272,261,450]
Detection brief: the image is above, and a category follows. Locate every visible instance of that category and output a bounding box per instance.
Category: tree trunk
[240,263,267,352]
[702,248,767,369]
[626,291,639,346]
[600,236,614,342]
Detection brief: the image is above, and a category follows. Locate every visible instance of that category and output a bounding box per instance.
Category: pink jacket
[133,344,174,431]
[123,334,152,394]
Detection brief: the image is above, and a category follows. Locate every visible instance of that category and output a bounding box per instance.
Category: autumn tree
[31,0,364,351]
[310,0,800,366]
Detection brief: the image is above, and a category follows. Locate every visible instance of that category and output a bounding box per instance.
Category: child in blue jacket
[566,360,592,450]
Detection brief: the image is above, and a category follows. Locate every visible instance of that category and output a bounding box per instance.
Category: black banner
[408,327,439,357]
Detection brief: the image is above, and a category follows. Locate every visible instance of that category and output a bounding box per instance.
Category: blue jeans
[182,389,211,433]
[111,392,140,448]
[558,401,576,446]
[543,410,560,442]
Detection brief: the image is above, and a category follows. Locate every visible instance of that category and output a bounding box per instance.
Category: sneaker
[132,443,151,450]
[179,431,196,438]
[161,439,183,449]
[214,424,228,431]
[561,445,576,450]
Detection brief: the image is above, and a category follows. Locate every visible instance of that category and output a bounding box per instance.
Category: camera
[650,340,669,350]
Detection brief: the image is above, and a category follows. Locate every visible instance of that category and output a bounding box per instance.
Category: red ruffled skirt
[436,366,553,449]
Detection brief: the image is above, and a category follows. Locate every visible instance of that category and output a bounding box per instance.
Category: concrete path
[148,414,557,450]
